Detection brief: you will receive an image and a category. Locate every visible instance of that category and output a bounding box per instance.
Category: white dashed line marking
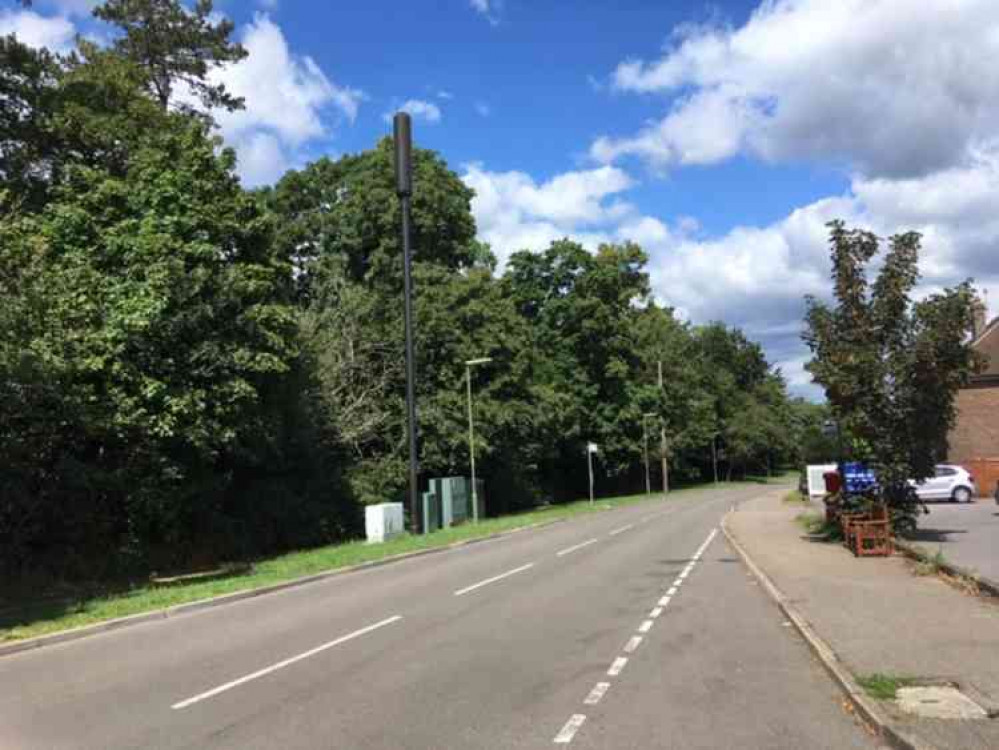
[171,615,402,709]
[608,657,628,676]
[454,563,535,597]
[658,595,672,607]
[624,635,643,653]
[557,538,599,557]
[638,620,653,634]
[584,682,610,705]
[667,586,678,596]
[609,523,634,536]
[650,606,663,618]
[554,714,586,744]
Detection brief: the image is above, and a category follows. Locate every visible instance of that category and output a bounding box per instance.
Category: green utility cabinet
[421,477,486,533]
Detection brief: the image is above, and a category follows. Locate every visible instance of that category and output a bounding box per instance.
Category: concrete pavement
[2,484,875,749]
[727,492,999,750]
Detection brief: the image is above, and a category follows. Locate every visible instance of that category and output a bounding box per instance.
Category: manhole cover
[896,687,989,720]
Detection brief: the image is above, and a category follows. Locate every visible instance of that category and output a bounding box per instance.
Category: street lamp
[642,413,658,495]
[465,357,493,523]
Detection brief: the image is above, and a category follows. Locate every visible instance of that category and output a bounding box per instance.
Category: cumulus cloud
[469,0,501,25]
[647,152,999,395]
[462,164,638,266]
[465,150,999,396]
[383,99,442,124]
[207,14,363,186]
[593,0,999,179]
[0,9,75,52]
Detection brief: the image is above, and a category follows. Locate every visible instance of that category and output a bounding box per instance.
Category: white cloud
[437,90,453,100]
[462,164,636,267]
[474,101,491,117]
[43,0,96,17]
[469,0,502,25]
[644,152,999,396]
[465,148,999,396]
[205,14,363,186]
[593,0,999,179]
[0,9,75,52]
[383,99,442,124]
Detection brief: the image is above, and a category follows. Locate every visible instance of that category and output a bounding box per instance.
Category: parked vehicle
[909,464,977,502]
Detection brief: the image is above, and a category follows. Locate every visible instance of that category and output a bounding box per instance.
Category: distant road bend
[2,484,874,749]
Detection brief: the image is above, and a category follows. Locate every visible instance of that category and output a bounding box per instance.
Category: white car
[910,464,978,502]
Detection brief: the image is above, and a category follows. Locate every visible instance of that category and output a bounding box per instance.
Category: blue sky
[4,1,999,398]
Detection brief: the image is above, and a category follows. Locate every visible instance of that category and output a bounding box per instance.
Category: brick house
[948,306,999,496]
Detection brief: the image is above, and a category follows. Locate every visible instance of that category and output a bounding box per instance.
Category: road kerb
[0,516,573,659]
[893,539,999,599]
[721,512,938,750]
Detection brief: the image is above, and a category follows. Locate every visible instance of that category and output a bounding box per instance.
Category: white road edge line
[666,586,678,596]
[638,620,653,634]
[454,563,535,597]
[557,538,599,557]
[608,657,628,676]
[554,714,586,744]
[171,615,403,710]
[608,523,634,536]
[624,635,643,653]
[584,682,611,705]
[650,606,663,618]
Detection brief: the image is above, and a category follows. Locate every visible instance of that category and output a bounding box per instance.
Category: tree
[803,221,983,531]
[0,69,306,577]
[93,0,246,112]
[265,140,489,297]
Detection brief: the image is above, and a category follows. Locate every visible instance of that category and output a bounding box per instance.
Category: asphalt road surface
[2,484,876,749]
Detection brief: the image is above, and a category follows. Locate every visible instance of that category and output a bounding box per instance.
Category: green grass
[1,488,703,643]
[783,490,809,504]
[914,548,948,577]
[857,673,918,701]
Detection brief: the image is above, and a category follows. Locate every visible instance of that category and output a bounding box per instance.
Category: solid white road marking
[171,615,403,710]
[638,620,653,634]
[667,586,678,596]
[584,682,611,705]
[650,606,663,618]
[454,563,535,597]
[672,578,683,588]
[609,523,634,536]
[608,657,628,676]
[557,538,598,557]
[624,635,643,653]
[554,714,587,744]
[658,595,672,607]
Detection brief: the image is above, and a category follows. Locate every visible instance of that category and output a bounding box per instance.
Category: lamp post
[465,357,492,524]
[642,412,657,495]
[393,112,420,533]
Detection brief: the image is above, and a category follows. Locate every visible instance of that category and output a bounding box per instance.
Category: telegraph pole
[658,361,669,496]
[394,113,420,533]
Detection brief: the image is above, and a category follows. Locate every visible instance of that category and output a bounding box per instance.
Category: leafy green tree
[94,0,246,112]
[804,221,983,531]
[0,60,308,576]
[265,140,488,296]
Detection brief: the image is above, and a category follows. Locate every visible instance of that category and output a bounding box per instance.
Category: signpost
[587,442,598,505]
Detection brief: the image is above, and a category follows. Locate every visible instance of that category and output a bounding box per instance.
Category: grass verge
[857,673,918,701]
[1,488,699,643]
[783,490,809,504]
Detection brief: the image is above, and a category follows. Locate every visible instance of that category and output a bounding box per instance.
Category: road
[911,498,999,583]
[2,484,876,749]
